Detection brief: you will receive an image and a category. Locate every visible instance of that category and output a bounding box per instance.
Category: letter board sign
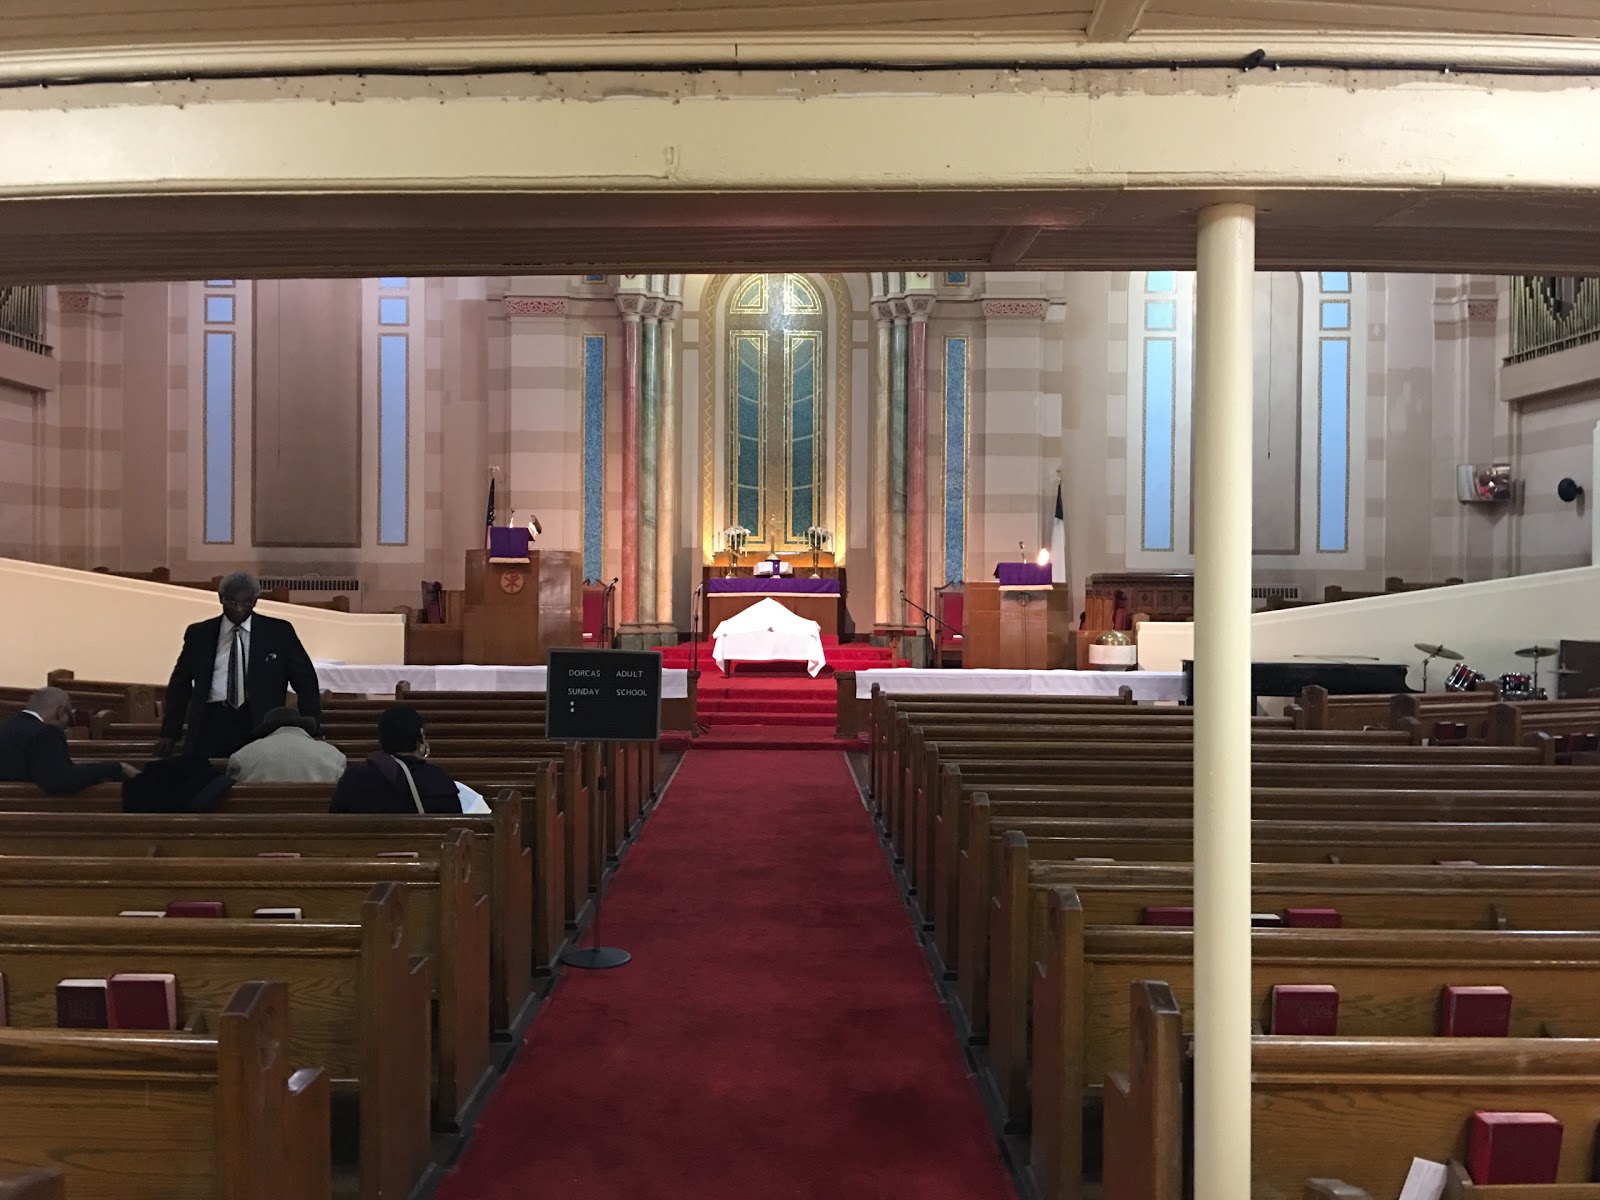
[545,648,662,742]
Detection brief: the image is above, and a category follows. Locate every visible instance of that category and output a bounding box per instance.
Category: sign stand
[545,647,663,972]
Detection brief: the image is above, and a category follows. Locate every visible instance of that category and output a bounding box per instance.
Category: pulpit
[964,564,1071,669]
[462,546,583,665]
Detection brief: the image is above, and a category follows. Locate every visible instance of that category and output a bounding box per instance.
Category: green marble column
[890,315,908,616]
[639,315,660,623]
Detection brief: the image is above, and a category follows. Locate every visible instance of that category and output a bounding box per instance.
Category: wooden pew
[0,888,430,1200]
[0,849,492,1130]
[0,1172,63,1200]
[1103,980,1600,1200]
[1031,904,1600,1200]
[0,981,329,1200]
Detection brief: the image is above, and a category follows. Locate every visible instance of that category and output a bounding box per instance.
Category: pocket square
[264,652,279,663]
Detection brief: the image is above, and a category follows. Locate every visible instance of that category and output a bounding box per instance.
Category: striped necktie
[227,624,244,708]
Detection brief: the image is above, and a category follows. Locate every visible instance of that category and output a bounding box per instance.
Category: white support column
[1592,420,1600,567]
[1192,201,1256,1200]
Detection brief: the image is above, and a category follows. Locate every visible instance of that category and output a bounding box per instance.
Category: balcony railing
[1508,275,1600,364]
[0,286,50,356]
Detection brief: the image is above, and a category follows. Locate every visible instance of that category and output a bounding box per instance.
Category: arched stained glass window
[724,274,828,549]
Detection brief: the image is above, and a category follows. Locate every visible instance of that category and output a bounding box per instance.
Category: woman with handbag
[329,706,464,815]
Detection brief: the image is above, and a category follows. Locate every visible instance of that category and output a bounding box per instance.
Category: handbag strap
[392,757,426,814]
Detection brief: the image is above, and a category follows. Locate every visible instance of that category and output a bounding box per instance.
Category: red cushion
[938,591,965,646]
[582,588,606,640]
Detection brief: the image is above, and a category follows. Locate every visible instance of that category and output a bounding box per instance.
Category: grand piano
[1180,660,1412,707]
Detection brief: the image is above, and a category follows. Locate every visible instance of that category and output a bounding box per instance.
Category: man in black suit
[156,572,322,759]
[0,688,137,795]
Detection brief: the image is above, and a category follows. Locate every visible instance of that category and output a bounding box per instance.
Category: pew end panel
[435,830,493,1131]
[1029,885,1088,1200]
[1102,981,1184,1200]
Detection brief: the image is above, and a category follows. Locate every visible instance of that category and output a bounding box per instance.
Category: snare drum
[1445,663,1485,692]
[1499,672,1533,699]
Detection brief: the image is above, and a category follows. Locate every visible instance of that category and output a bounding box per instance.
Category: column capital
[871,300,896,322]
[617,293,645,321]
[908,295,936,322]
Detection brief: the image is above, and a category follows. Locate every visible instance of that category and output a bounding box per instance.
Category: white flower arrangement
[803,526,832,551]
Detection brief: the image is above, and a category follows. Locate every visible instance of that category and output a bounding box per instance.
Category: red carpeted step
[433,747,1013,1199]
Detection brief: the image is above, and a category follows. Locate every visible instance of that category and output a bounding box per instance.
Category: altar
[704,577,841,637]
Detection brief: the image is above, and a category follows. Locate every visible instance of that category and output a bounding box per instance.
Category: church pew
[0,981,329,1200]
[0,889,429,1200]
[1102,981,1600,1200]
[948,785,1600,1049]
[0,797,548,1014]
[837,674,1135,739]
[995,852,1600,1124]
[0,848,492,1130]
[1031,911,1600,1200]
[955,804,1600,1036]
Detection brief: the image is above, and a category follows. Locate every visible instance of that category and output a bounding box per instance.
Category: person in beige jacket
[226,707,347,785]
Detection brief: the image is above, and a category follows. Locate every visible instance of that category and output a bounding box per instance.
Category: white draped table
[314,662,691,700]
[711,598,828,677]
[852,668,1187,703]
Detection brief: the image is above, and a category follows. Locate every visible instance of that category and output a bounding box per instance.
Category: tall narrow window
[943,336,968,582]
[1141,272,1179,552]
[582,334,606,581]
[376,278,410,545]
[722,274,829,550]
[1316,271,1352,552]
[203,330,234,543]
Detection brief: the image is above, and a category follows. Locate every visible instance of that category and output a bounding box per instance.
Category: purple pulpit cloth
[705,578,841,595]
[994,562,1052,586]
[488,527,531,559]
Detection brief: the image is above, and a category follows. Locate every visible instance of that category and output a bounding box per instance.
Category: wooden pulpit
[462,549,583,665]
[963,581,1072,669]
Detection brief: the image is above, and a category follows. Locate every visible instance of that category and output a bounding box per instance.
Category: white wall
[0,558,404,688]
[1137,567,1600,692]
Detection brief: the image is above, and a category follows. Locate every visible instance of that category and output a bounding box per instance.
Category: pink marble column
[620,310,642,623]
[906,310,929,613]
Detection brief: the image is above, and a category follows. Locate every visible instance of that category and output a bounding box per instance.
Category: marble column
[906,304,931,614]
[638,310,660,623]
[889,312,909,621]
[872,303,893,626]
[656,303,679,627]
[619,307,641,624]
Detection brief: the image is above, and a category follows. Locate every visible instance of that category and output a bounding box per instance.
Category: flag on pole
[1050,476,1067,584]
[484,474,497,550]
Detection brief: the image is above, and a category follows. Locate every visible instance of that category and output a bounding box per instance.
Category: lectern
[964,564,1071,669]
[462,545,583,665]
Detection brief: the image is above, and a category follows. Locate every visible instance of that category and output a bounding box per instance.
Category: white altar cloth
[852,668,1186,703]
[314,662,690,700]
[711,598,827,677]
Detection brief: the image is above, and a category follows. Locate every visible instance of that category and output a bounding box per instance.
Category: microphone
[1019,541,1026,561]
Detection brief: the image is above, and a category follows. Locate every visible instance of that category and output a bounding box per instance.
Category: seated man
[227,707,347,784]
[0,688,136,795]
[329,706,464,815]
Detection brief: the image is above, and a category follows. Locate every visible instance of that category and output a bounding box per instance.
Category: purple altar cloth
[706,578,841,595]
[994,562,1053,586]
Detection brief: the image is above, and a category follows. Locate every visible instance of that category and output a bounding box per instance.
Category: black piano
[1180,660,1412,707]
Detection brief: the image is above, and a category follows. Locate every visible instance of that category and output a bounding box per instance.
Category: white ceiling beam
[1085,0,1151,42]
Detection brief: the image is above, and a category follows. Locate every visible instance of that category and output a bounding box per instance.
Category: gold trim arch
[698,271,851,566]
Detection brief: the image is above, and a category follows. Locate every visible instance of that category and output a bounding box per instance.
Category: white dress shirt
[210,616,252,702]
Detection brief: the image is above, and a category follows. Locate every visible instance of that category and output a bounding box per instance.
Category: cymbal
[1514,645,1559,659]
[1414,642,1464,661]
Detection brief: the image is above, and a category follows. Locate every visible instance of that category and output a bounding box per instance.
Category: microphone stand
[900,592,954,666]
[689,582,710,734]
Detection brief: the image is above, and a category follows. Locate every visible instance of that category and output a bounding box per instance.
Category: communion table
[705,577,841,637]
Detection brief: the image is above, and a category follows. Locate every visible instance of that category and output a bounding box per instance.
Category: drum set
[1417,641,1572,700]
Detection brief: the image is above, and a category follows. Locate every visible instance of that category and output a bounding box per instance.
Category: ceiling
[7,187,1600,283]
[3,0,1598,53]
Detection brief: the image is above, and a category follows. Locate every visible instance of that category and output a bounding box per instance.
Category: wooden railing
[1508,275,1600,363]
[0,286,49,356]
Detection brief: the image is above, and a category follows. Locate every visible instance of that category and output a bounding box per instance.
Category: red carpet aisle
[434,749,1016,1200]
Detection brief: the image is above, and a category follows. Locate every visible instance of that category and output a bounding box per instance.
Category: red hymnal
[1269,984,1339,1035]
[1285,908,1342,928]
[1142,906,1193,927]
[1467,1111,1562,1184]
[164,900,225,918]
[107,973,178,1031]
[1438,986,1512,1037]
[56,979,110,1028]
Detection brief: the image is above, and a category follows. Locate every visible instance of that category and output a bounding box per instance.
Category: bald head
[26,688,72,729]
